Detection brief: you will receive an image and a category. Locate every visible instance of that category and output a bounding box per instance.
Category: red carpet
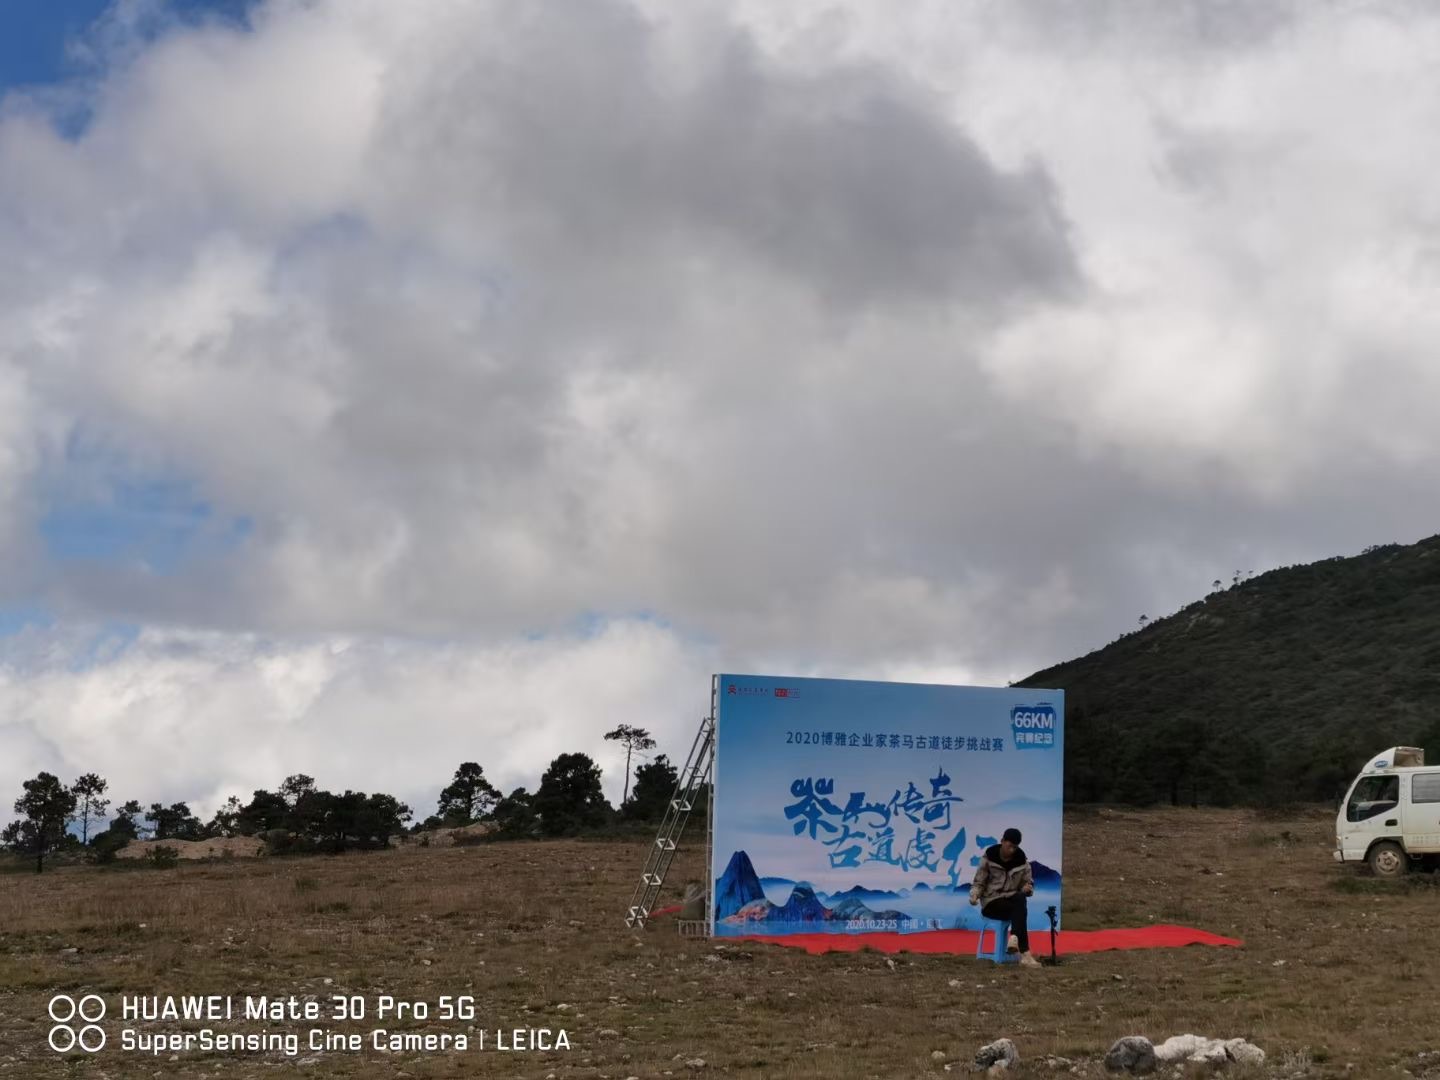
[727,924,1242,956]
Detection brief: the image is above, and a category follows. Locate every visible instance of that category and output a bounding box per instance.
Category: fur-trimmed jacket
[969,844,1034,905]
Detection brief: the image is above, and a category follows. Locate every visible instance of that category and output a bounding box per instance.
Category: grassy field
[1,806,1436,1079]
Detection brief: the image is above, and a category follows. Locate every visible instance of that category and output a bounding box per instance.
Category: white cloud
[1,0,1438,817]
[0,620,713,819]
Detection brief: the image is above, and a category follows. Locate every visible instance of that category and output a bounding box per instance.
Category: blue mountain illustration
[772,884,831,921]
[828,884,905,901]
[716,853,914,927]
[715,851,766,920]
[760,876,796,889]
[723,890,822,925]
[725,885,912,926]
[831,897,909,921]
[1030,860,1062,887]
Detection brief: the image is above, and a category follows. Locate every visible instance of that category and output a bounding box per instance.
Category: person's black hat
[1002,827,1022,844]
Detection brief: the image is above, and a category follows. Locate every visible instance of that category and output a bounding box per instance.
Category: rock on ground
[1152,1034,1265,1067]
[975,1038,1018,1070]
[408,821,496,847]
[1223,1038,1265,1066]
[1156,1035,1229,1065]
[117,837,265,860]
[1411,1051,1440,1079]
[1105,1036,1157,1074]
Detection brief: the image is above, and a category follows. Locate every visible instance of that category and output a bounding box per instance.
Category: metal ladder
[625,715,714,928]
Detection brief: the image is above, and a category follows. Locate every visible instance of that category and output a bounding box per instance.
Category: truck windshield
[1347,775,1400,822]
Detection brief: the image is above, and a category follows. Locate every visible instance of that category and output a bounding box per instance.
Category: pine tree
[72,773,110,845]
[603,725,656,805]
[534,753,611,836]
[437,763,500,825]
[624,755,678,821]
[4,772,78,873]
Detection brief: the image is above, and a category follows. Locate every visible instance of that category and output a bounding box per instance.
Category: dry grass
[1,807,1435,1079]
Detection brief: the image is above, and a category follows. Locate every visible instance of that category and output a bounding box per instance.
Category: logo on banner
[726,684,772,697]
[1011,704,1056,749]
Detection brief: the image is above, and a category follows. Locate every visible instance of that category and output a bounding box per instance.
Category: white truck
[1334,746,1440,877]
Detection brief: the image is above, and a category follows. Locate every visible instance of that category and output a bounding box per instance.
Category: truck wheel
[1367,841,1408,878]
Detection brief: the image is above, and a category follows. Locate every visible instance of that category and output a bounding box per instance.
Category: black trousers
[981,895,1029,953]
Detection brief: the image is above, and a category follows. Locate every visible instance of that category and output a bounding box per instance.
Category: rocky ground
[1,806,1436,1078]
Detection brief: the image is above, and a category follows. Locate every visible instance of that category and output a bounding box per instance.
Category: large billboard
[710,674,1063,937]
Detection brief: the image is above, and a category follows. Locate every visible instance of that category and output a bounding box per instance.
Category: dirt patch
[407,821,496,846]
[116,836,265,860]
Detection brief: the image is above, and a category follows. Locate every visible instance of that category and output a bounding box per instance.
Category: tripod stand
[1039,905,1063,966]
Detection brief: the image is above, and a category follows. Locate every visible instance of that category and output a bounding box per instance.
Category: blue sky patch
[0,0,111,96]
[39,462,251,574]
[0,1,260,132]
[69,620,142,670]
[0,604,53,639]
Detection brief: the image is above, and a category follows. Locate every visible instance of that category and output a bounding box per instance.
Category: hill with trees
[1015,534,1440,806]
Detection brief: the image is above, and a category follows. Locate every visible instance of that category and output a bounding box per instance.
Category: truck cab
[1334,746,1440,877]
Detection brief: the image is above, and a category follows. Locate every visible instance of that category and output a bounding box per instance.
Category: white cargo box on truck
[1334,746,1440,876]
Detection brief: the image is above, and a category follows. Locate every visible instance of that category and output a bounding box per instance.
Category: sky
[2,0,1438,827]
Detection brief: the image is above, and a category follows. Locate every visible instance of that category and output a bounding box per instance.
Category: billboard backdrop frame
[709,673,1064,938]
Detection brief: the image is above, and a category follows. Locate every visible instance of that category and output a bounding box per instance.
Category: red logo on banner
[775,688,789,698]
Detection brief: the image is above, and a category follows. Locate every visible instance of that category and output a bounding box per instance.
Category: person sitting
[969,827,1040,967]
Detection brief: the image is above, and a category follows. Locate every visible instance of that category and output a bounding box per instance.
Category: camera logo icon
[48,995,106,1053]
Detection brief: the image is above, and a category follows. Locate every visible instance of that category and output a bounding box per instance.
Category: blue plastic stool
[976,917,1014,964]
